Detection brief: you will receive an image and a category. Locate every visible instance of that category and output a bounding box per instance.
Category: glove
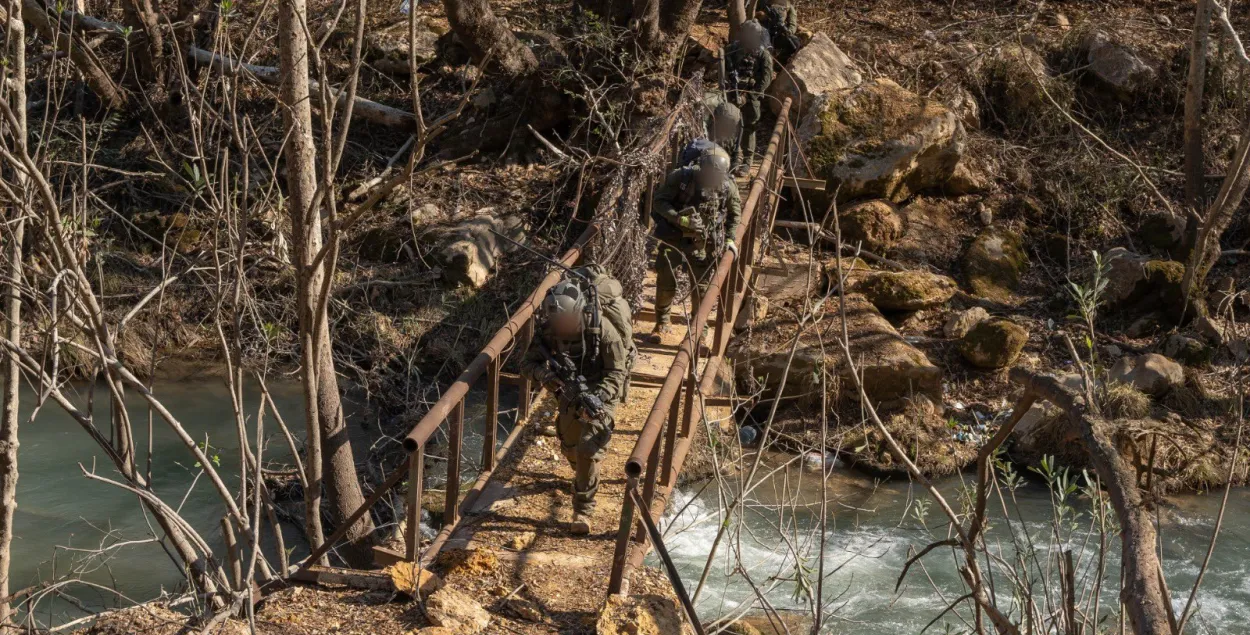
[576,392,606,421]
[535,366,562,393]
[725,240,739,259]
[679,209,705,236]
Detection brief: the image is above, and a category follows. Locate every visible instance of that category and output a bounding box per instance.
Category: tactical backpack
[678,138,720,167]
[571,265,636,394]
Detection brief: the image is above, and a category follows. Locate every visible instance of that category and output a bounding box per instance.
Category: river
[656,459,1250,634]
[13,380,1250,632]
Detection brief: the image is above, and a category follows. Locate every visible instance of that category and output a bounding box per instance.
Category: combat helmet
[696,146,732,191]
[738,19,769,52]
[542,276,602,344]
[711,101,742,144]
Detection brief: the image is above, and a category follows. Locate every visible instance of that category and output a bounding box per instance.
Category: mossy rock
[959,318,1028,369]
[838,200,903,252]
[855,271,957,312]
[801,78,964,203]
[1163,333,1212,366]
[961,226,1028,301]
[129,211,204,254]
[978,44,1072,130]
[1142,260,1189,322]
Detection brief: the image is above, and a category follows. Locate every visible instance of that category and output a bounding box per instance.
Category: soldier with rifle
[725,20,775,167]
[521,272,632,535]
[648,146,741,344]
[758,0,800,64]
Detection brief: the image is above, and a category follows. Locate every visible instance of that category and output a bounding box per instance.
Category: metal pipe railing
[607,99,791,594]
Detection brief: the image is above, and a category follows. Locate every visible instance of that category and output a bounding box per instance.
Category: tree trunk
[120,0,165,85]
[279,0,376,567]
[1182,115,1250,303]
[0,2,25,624]
[727,0,746,41]
[631,0,661,50]
[658,0,702,41]
[443,0,537,77]
[1009,370,1172,635]
[1183,0,1212,252]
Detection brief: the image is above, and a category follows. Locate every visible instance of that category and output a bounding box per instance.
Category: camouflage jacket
[725,42,774,98]
[520,314,629,408]
[652,166,743,258]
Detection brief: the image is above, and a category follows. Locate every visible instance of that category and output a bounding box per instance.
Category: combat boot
[570,512,592,535]
[647,322,672,345]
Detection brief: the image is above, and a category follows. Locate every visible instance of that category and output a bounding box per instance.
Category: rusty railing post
[444,400,465,526]
[518,320,534,421]
[608,476,640,595]
[640,414,663,533]
[484,356,500,471]
[405,452,424,561]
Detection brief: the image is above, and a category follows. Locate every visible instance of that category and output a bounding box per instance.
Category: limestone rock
[367,28,440,72]
[943,160,989,195]
[596,593,684,635]
[961,226,1027,301]
[388,562,444,598]
[1109,353,1183,396]
[434,213,525,288]
[943,86,981,130]
[731,291,942,404]
[1103,247,1150,305]
[1102,253,1188,323]
[799,78,965,203]
[943,307,990,339]
[426,587,491,635]
[854,271,957,311]
[1162,333,1212,366]
[838,200,903,252]
[1084,31,1157,100]
[980,45,1060,125]
[959,318,1028,369]
[769,32,863,117]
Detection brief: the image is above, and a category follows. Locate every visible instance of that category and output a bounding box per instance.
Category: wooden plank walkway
[421,171,757,633]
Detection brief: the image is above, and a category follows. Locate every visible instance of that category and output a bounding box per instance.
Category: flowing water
[13,380,1250,632]
[657,459,1250,634]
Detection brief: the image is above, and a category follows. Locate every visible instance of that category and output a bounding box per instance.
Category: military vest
[677,173,730,260]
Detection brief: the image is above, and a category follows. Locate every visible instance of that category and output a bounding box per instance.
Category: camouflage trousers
[740,96,763,161]
[655,240,715,327]
[556,403,616,516]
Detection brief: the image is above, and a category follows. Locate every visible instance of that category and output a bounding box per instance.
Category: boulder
[1109,353,1183,396]
[769,32,863,117]
[800,78,965,203]
[943,86,981,130]
[943,306,990,339]
[854,271,957,311]
[426,587,490,634]
[1103,247,1150,305]
[1102,252,1188,322]
[943,160,989,195]
[961,226,1027,301]
[596,594,684,635]
[433,213,525,288]
[731,292,942,404]
[980,45,1068,127]
[367,28,440,74]
[1083,31,1157,100]
[1162,333,1212,366]
[387,562,444,598]
[959,318,1028,368]
[838,200,903,252]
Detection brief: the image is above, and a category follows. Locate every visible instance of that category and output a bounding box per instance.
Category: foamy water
[653,465,1250,634]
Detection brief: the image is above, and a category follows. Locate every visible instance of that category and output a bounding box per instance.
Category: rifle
[535,342,606,422]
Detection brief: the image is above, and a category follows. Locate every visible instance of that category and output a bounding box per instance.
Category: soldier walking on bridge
[521,268,634,535]
[726,20,775,166]
[648,146,741,344]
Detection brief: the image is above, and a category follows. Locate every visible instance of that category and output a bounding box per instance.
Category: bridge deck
[422,171,756,631]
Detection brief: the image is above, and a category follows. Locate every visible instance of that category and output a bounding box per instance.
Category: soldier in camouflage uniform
[648,146,742,343]
[726,20,774,165]
[521,277,631,534]
[759,0,800,63]
[707,101,745,175]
